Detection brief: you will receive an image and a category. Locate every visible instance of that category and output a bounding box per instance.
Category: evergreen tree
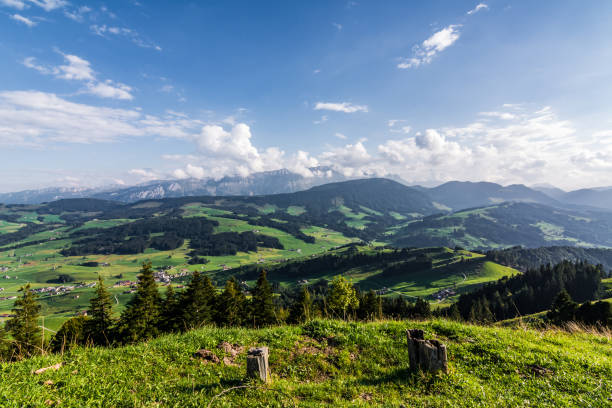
[179,271,217,329]
[0,326,12,362]
[51,315,90,352]
[547,290,578,325]
[86,275,115,345]
[160,285,182,332]
[117,262,162,343]
[357,290,381,321]
[215,278,246,326]
[250,270,276,327]
[288,285,313,323]
[6,283,42,357]
[326,276,359,320]
[413,297,432,319]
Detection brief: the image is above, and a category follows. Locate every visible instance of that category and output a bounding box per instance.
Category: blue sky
[1,0,612,192]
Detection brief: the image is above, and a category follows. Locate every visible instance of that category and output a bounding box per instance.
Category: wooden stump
[406,329,448,373]
[246,347,270,383]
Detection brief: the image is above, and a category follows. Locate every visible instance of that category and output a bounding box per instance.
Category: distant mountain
[391,202,612,249]
[423,181,560,211]
[258,178,437,216]
[559,187,612,211]
[0,186,104,205]
[92,167,347,202]
[0,167,348,205]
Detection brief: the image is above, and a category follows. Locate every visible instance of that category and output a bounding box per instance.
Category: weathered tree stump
[406,329,448,373]
[246,347,271,382]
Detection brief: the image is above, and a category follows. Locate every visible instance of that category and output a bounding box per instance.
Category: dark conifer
[117,262,162,343]
[250,270,276,327]
[86,275,115,345]
[215,278,246,326]
[288,285,313,323]
[5,283,42,357]
[160,285,182,332]
[179,271,217,329]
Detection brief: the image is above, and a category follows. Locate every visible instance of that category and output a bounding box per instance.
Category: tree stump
[246,347,271,382]
[406,329,448,373]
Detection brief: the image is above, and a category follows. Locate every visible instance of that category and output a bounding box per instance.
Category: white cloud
[57,53,95,80]
[467,3,488,15]
[90,24,162,51]
[0,90,200,146]
[11,13,36,26]
[128,168,159,181]
[314,102,368,113]
[314,115,328,125]
[332,22,342,31]
[23,53,134,100]
[388,119,411,134]
[85,80,133,100]
[313,69,321,74]
[28,0,66,11]
[335,132,347,140]
[479,111,516,120]
[398,25,461,69]
[1,0,27,9]
[64,5,91,22]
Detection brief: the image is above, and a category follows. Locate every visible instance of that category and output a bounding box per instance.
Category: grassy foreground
[0,320,610,407]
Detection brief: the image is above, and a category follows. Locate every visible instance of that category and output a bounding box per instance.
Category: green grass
[0,220,23,235]
[0,319,609,407]
[286,206,306,216]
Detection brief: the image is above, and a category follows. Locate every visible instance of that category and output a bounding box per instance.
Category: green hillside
[0,319,609,407]
[392,202,612,249]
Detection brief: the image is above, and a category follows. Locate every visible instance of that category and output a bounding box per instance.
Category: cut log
[406,329,448,373]
[246,347,270,383]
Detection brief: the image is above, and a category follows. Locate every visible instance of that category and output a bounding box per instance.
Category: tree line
[0,262,433,361]
[443,260,610,325]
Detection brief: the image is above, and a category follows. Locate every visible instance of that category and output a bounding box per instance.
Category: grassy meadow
[0,319,609,407]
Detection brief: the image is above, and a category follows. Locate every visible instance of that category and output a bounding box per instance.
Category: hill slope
[423,181,560,211]
[1,319,609,407]
[391,202,612,249]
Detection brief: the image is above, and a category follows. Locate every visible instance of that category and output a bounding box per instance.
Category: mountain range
[1,167,611,213]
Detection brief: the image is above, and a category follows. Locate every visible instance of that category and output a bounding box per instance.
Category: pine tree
[547,290,577,325]
[215,278,246,327]
[179,271,217,329]
[250,270,276,327]
[413,297,432,319]
[50,315,90,352]
[160,285,181,332]
[288,285,313,323]
[5,283,42,357]
[117,262,162,343]
[86,275,115,345]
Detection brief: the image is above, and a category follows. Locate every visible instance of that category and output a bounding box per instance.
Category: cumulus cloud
[314,102,368,113]
[11,13,36,26]
[398,25,461,69]
[467,3,488,15]
[23,53,133,100]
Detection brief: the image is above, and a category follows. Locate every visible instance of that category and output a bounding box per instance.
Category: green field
[0,319,609,407]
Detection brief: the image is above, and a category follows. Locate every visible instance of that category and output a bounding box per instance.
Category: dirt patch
[217,342,245,365]
[193,349,220,364]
